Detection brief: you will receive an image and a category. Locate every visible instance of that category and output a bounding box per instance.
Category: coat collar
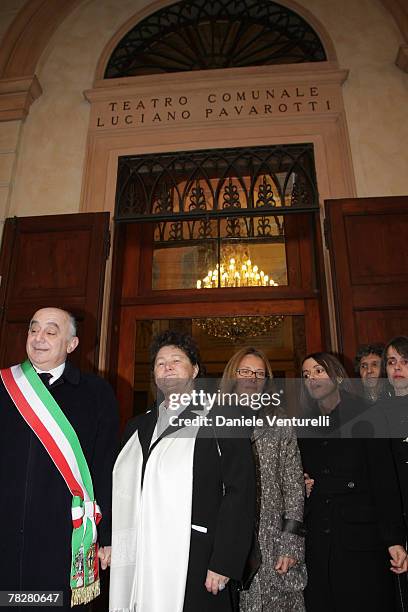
[51,360,80,387]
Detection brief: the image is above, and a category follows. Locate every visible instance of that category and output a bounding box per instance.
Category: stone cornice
[86,62,349,103]
[0,75,42,121]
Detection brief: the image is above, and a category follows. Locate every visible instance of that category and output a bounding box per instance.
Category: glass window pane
[152,215,288,290]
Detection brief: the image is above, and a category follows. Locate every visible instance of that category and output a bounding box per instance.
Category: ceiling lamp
[195,247,283,339]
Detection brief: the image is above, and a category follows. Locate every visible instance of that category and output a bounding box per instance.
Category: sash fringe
[71,579,100,606]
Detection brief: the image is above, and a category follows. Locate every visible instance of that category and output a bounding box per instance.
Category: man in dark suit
[0,307,119,610]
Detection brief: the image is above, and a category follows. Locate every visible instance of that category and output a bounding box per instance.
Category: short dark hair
[354,343,384,373]
[150,329,204,375]
[382,336,408,373]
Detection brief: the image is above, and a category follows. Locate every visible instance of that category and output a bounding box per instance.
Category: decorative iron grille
[115,143,318,222]
[105,0,326,78]
[153,216,285,246]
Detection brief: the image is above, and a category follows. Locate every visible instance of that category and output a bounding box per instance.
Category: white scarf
[109,422,199,612]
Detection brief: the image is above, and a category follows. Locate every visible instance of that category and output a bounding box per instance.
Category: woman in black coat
[382,336,408,610]
[298,352,407,612]
[383,336,408,520]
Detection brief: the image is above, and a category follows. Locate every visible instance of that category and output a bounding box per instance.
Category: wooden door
[0,212,110,371]
[109,215,326,428]
[325,196,408,368]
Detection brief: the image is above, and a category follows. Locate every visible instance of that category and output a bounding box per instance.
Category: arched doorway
[81,0,355,423]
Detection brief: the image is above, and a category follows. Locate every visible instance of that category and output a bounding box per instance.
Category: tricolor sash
[1,359,101,606]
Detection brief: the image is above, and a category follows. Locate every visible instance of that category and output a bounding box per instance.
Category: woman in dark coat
[382,336,408,610]
[109,330,256,612]
[298,352,407,612]
[383,336,408,518]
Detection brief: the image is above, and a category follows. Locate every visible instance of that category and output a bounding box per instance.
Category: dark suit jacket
[0,361,119,609]
[123,403,256,594]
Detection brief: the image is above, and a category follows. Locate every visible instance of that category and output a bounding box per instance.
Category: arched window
[105,0,326,78]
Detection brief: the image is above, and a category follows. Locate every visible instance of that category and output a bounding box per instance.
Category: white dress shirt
[33,362,66,385]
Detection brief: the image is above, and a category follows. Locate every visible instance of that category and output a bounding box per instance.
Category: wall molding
[0,75,42,121]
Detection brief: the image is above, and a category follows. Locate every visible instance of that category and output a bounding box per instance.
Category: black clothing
[382,395,408,612]
[0,361,119,611]
[123,403,256,612]
[299,394,405,612]
[383,395,408,525]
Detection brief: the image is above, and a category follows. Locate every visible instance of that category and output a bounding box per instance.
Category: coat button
[322,440,328,446]
[325,498,331,504]
[322,468,330,475]
[323,528,331,534]
[347,481,355,488]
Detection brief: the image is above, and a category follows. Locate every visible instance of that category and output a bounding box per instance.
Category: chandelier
[195,315,284,340]
[196,255,278,289]
[196,247,283,339]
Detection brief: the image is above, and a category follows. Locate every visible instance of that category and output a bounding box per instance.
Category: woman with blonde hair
[221,346,306,612]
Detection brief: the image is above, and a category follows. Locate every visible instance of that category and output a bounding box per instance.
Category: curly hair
[149,329,204,375]
[354,343,384,374]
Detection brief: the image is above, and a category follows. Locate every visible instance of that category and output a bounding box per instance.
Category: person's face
[154,345,199,394]
[386,345,408,396]
[235,354,267,395]
[302,357,337,401]
[26,308,78,370]
[359,353,382,388]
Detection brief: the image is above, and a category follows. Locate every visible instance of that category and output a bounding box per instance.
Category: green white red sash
[0,359,101,606]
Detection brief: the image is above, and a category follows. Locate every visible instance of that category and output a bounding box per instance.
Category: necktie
[38,372,52,386]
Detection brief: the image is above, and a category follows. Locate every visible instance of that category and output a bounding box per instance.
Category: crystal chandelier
[196,249,279,289]
[195,315,284,340]
[195,246,283,340]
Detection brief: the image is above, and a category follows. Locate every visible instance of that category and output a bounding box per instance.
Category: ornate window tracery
[105,0,326,78]
[115,143,318,222]
[116,144,318,291]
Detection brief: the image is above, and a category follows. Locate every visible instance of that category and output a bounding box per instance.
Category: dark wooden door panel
[353,285,408,309]
[325,196,408,365]
[0,213,110,371]
[345,213,408,285]
[11,229,92,298]
[355,309,408,346]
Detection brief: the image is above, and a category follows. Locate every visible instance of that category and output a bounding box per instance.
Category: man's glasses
[236,368,266,379]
